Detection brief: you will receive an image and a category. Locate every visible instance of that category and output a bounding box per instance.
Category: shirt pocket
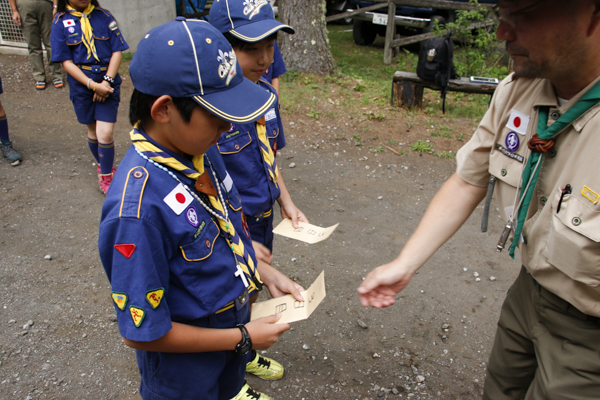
[93,24,111,42]
[179,219,236,306]
[65,24,82,46]
[227,189,242,212]
[217,131,252,154]
[543,187,600,287]
[265,112,279,141]
[216,130,262,191]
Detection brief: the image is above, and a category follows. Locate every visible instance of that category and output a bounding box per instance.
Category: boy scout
[359,1,600,399]
[98,18,301,400]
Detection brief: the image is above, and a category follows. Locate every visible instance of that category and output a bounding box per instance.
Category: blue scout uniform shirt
[216,80,285,217]
[262,42,287,83]
[51,8,128,65]
[98,131,259,343]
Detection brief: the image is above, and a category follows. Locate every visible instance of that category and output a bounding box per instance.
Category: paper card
[250,271,326,324]
[272,219,339,244]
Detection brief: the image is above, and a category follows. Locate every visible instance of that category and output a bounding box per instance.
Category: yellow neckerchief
[129,125,260,292]
[130,125,205,178]
[66,3,99,62]
[256,120,279,187]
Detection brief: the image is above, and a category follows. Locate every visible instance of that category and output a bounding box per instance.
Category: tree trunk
[278,0,336,74]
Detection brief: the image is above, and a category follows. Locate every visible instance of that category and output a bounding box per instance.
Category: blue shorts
[138,300,250,400]
[68,68,121,125]
[247,212,274,252]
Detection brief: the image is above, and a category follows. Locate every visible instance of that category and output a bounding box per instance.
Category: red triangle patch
[114,244,136,259]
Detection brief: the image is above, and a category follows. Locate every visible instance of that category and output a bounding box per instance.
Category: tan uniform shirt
[456,73,600,317]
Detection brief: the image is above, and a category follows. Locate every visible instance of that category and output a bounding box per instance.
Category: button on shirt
[456,73,600,317]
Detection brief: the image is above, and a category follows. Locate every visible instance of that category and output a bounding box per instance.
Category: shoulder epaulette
[96,7,113,18]
[53,12,66,24]
[259,79,276,92]
[119,167,149,219]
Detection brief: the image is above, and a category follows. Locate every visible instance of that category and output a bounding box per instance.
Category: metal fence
[0,0,26,47]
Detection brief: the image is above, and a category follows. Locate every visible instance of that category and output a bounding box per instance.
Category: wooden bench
[391,71,497,109]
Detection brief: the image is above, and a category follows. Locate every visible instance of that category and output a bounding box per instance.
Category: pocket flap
[217,132,252,154]
[180,219,220,261]
[555,193,600,242]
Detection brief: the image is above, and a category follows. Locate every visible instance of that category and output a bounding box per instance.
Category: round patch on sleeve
[145,288,165,309]
[129,306,146,328]
[111,292,128,311]
[109,21,118,31]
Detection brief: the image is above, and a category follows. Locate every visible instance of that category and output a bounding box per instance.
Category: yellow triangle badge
[111,292,128,311]
[146,288,165,309]
[129,306,146,328]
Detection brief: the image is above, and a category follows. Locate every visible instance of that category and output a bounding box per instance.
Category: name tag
[265,108,276,122]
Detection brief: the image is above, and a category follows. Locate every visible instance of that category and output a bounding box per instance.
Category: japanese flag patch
[164,183,193,215]
[63,19,76,27]
[506,109,530,135]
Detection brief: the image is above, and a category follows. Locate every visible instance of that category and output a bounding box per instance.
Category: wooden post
[392,79,423,109]
[383,1,396,65]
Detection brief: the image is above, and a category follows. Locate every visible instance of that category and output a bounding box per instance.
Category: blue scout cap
[129,17,275,124]
[209,0,294,43]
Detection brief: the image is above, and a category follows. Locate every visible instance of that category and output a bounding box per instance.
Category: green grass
[278,24,495,124]
[410,140,434,154]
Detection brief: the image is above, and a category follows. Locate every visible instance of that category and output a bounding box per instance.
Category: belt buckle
[254,212,264,222]
[235,289,249,310]
[92,65,102,73]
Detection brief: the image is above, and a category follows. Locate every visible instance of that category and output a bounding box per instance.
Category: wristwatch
[234,324,252,355]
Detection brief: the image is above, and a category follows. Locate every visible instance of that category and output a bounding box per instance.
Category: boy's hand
[252,241,272,265]
[280,202,308,229]
[245,314,289,350]
[257,260,304,301]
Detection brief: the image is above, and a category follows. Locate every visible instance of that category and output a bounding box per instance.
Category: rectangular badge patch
[163,183,193,215]
[63,19,76,27]
[265,108,277,121]
[506,109,530,135]
[581,185,599,205]
[496,144,524,163]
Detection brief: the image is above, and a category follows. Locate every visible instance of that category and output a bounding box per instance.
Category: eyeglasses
[498,0,547,28]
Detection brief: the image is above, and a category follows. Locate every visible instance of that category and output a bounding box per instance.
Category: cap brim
[230,20,295,43]
[194,78,276,124]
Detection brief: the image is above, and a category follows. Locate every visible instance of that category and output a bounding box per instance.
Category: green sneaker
[246,352,284,380]
[0,140,22,166]
[230,382,272,400]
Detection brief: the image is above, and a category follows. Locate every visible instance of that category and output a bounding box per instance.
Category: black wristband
[103,75,115,87]
[234,324,252,355]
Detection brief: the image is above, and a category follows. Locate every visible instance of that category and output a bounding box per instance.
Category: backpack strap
[441,31,457,113]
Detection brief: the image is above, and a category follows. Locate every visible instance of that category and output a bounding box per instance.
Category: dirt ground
[0,54,520,400]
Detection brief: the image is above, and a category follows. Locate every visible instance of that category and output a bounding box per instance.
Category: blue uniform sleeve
[103,9,129,53]
[50,14,72,63]
[270,42,287,80]
[99,217,173,342]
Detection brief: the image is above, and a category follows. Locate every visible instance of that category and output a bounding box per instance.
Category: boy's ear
[150,95,174,124]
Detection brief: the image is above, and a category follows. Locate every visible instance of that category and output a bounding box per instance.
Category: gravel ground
[0,54,519,400]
